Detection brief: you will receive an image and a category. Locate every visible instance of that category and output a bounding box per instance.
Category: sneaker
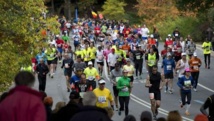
[205,65,207,69]
[155,108,158,115]
[164,90,167,93]
[169,90,173,94]
[208,66,210,69]
[180,104,183,108]
[135,77,138,80]
[185,111,190,116]
[153,115,157,120]
[193,88,197,92]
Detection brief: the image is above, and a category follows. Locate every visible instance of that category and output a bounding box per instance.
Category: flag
[91,11,97,18]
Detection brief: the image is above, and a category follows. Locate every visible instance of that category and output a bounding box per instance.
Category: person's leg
[38,76,42,91]
[150,93,156,117]
[43,76,47,92]
[118,96,124,115]
[181,91,186,107]
[124,96,130,116]
[113,86,119,109]
[191,72,197,89]
[135,62,139,77]
[195,72,199,89]
[185,92,191,115]
[208,54,210,68]
[204,54,207,68]
[65,75,70,91]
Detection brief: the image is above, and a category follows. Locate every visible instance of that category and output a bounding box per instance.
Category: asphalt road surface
[32,40,214,121]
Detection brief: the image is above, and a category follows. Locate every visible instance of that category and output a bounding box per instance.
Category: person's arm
[117,78,123,90]
[61,60,64,68]
[108,91,114,109]
[177,77,183,89]
[145,75,152,87]
[202,42,205,49]
[200,97,212,117]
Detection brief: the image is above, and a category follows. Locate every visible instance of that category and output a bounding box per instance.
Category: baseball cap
[150,34,154,38]
[56,35,59,37]
[185,68,190,72]
[193,52,197,56]
[181,52,186,56]
[88,61,93,65]
[98,79,106,84]
[69,91,80,99]
[168,34,171,37]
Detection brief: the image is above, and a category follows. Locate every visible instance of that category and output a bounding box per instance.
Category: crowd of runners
[0,16,214,121]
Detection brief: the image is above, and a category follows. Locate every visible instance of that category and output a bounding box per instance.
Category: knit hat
[140,111,152,121]
[44,96,53,106]
[194,114,208,121]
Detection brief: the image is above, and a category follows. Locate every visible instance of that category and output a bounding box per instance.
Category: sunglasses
[99,83,105,85]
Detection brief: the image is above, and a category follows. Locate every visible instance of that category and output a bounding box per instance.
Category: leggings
[181,91,191,105]
[135,61,143,76]
[119,96,130,116]
[38,75,46,91]
[204,54,210,66]
[191,72,199,88]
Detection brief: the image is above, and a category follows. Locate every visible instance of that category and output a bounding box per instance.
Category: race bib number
[100,38,104,40]
[168,45,172,48]
[98,96,106,103]
[88,76,94,80]
[80,92,85,98]
[193,65,199,70]
[122,87,129,92]
[50,53,54,57]
[57,44,62,47]
[74,38,78,41]
[177,48,181,53]
[136,55,141,60]
[184,80,191,87]
[175,33,178,36]
[65,63,69,68]
[166,65,172,70]
[98,56,103,61]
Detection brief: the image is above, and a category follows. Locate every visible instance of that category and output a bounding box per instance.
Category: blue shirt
[177,76,194,93]
[70,75,80,84]
[162,58,175,74]
[36,53,46,64]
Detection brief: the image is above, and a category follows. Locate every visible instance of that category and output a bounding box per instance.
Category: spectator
[124,115,136,121]
[194,114,208,121]
[140,111,152,121]
[71,91,111,121]
[44,97,53,121]
[166,110,182,121]
[51,102,66,121]
[0,71,46,121]
[157,117,166,121]
[104,107,114,119]
[200,94,214,120]
[55,91,81,121]
[0,92,8,103]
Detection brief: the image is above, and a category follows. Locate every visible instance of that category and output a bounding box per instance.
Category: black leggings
[135,61,143,76]
[191,72,199,88]
[204,54,210,66]
[181,91,191,105]
[38,76,46,91]
[119,96,130,116]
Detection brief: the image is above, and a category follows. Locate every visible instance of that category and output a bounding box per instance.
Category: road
[32,41,214,121]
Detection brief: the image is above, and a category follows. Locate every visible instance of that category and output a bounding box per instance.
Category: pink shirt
[103,49,112,60]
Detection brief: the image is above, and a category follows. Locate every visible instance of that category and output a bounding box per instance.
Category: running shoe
[118,111,121,116]
[185,111,190,116]
[193,88,197,92]
[208,66,210,69]
[169,90,173,94]
[153,115,157,120]
[180,104,183,108]
[134,77,138,80]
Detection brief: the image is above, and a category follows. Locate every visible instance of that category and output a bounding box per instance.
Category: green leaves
[102,0,127,20]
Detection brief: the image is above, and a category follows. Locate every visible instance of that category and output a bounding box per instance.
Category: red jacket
[0,86,46,121]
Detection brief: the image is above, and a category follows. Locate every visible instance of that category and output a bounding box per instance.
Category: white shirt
[65,22,71,28]
[96,50,104,62]
[119,26,124,33]
[111,32,117,40]
[141,27,150,37]
[178,59,189,77]
[107,53,118,67]
[49,40,57,47]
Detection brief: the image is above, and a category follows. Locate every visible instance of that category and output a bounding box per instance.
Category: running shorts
[113,86,119,97]
[164,72,174,79]
[128,76,134,82]
[97,62,104,66]
[57,47,63,54]
[149,91,161,100]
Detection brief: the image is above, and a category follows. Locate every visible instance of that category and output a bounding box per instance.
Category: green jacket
[117,76,131,96]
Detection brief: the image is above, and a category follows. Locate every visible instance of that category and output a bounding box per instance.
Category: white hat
[150,34,154,38]
[168,34,171,37]
[88,61,93,65]
[56,35,59,37]
[193,52,197,56]
[181,52,186,56]
[98,79,106,84]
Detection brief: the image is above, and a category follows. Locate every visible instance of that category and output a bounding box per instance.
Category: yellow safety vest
[148,53,156,67]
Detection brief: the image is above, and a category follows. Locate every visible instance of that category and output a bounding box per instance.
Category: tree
[0,0,60,91]
[176,0,214,13]
[102,0,127,20]
[135,0,181,25]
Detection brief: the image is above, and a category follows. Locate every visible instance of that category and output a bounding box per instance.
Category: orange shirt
[122,45,131,53]
[189,58,202,72]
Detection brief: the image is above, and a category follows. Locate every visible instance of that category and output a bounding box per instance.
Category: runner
[89,42,96,66]
[82,44,92,66]
[93,79,114,109]
[145,65,164,120]
[162,53,175,94]
[145,48,158,74]
[96,45,104,75]
[173,40,182,63]
[70,68,82,85]
[187,39,196,59]
[73,33,80,50]
[35,58,49,92]
[177,68,194,116]
[103,45,112,75]
[45,44,57,78]
[123,58,135,89]
[83,61,99,90]
[110,63,123,111]
[73,55,86,71]
[56,35,64,63]
[189,52,202,92]
[202,38,212,69]
[200,94,214,121]
[132,45,144,79]
[107,49,118,71]
[61,53,74,92]
[117,69,131,116]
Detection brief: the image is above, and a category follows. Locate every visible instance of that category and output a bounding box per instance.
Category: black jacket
[36,63,49,77]
[70,106,111,121]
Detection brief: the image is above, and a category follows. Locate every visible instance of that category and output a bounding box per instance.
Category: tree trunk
[51,0,55,14]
